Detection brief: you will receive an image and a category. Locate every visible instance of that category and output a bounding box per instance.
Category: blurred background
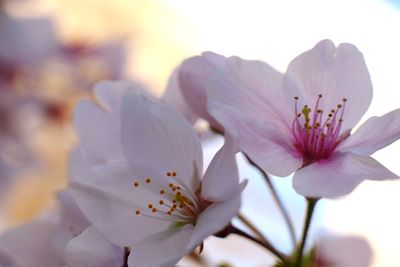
[1,0,400,266]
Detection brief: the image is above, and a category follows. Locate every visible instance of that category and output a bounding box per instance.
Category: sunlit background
[1,0,400,266]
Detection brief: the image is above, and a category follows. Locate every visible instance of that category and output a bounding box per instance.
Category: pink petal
[209,105,302,176]
[293,152,398,198]
[68,145,97,180]
[162,68,198,124]
[338,108,400,155]
[201,133,240,202]
[121,91,203,191]
[73,101,123,163]
[178,52,226,130]
[316,235,372,267]
[188,181,246,250]
[283,39,373,131]
[128,225,194,267]
[65,226,124,267]
[206,55,292,135]
[69,161,169,246]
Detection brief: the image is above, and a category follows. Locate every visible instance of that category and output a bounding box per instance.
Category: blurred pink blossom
[0,191,123,267]
[313,234,372,267]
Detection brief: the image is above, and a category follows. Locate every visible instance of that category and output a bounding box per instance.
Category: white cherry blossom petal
[188,181,246,250]
[64,226,124,267]
[209,104,302,176]
[178,52,226,130]
[201,133,240,202]
[73,101,123,162]
[69,161,170,246]
[162,68,198,124]
[338,109,400,155]
[293,152,398,198]
[207,55,292,134]
[121,91,203,190]
[128,225,194,267]
[283,39,373,131]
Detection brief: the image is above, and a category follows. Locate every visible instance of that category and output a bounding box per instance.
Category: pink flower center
[292,95,347,164]
[132,171,203,226]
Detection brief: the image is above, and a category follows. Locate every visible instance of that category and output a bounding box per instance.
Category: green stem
[237,212,270,246]
[231,226,289,262]
[294,198,318,267]
[244,154,297,248]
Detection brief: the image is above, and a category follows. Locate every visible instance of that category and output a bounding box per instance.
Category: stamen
[291,95,348,162]
[131,170,202,225]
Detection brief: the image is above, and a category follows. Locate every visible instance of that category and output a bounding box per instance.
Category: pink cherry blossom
[203,39,399,198]
[69,84,245,266]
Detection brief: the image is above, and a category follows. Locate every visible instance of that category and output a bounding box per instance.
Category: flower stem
[244,154,297,248]
[237,212,270,246]
[294,198,318,267]
[230,225,288,262]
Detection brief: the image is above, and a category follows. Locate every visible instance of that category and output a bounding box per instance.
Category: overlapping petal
[73,101,122,163]
[162,68,198,124]
[69,161,169,246]
[128,225,194,267]
[121,91,203,191]
[207,55,292,134]
[64,226,124,267]
[293,152,398,198]
[283,39,373,131]
[178,52,226,130]
[209,104,302,176]
[202,134,240,202]
[188,181,246,250]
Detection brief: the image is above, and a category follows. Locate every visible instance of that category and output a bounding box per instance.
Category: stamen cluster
[132,171,201,225]
[292,95,347,163]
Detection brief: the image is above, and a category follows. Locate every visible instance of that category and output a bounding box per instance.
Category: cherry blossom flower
[0,191,123,267]
[202,39,399,198]
[69,85,245,266]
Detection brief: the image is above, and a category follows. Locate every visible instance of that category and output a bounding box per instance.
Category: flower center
[132,171,201,226]
[292,94,347,164]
